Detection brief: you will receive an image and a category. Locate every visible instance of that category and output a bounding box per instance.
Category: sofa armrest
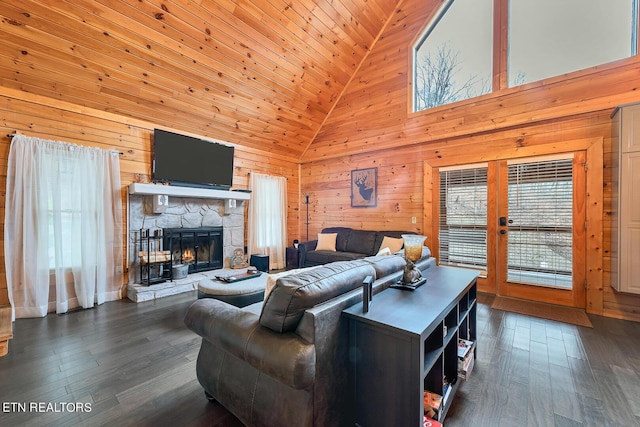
[297,239,317,267]
[184,299,316,390]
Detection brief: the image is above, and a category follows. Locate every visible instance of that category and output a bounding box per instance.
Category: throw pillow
[265,266,320,300]
[316,233,337,251]
[380,236,404,254]
[376,247,392,256]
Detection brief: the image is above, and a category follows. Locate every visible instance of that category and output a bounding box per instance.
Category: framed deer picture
[351,167,377,207]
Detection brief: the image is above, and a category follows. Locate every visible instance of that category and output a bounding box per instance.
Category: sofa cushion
[260,260,377,333]
[321,227,352,252]
[345,229,378,255]
[362,255,407,278]
[305,250,365,266]
[316,233,337,251]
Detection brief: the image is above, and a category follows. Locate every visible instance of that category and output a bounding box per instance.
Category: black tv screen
[153,129,234,189]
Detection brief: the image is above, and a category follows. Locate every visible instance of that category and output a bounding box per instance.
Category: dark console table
[343,266,478,426]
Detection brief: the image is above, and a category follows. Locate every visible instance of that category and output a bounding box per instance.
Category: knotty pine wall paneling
[301,0,640,321]
[300,151,426,242]
[0,87,300,306]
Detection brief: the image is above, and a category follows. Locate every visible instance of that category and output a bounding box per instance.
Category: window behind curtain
[248,173,287,270]
[47,152,84,268]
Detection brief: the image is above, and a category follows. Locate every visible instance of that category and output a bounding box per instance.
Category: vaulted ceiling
[0,0,406,161]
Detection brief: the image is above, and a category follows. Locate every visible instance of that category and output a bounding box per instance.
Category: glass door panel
[497,154,586,308]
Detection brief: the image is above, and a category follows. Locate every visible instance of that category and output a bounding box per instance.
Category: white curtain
[4,135,123,319]
[248,173,287,270]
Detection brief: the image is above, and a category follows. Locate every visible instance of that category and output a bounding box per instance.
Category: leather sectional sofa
[184,252,435,427]
[297,226,430,267]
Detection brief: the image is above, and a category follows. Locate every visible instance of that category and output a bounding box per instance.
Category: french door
[438,153,586,308]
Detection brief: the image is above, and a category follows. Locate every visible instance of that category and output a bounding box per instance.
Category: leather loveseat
[184,254,436,427]
[297,227,430,268]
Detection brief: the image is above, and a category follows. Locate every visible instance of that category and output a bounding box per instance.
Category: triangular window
[413,0,493,112]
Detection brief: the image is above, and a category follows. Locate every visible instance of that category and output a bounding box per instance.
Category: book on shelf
[457,338,475,380]
[457,338,474,358]
[423,414,443,427]
[442,381,452,407]
[458,352,475,380]
[423,390,442,420]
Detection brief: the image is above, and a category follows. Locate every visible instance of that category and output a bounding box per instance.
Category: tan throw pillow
[380,236,404,254]
[316,233,338,251]
[265,266,321,300]
[376,247,392,256]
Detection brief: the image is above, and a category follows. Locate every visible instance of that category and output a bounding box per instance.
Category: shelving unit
[138,229,172,285]
[343,266,478,426]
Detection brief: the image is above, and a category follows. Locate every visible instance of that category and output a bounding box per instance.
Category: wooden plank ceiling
[0,0,405,161]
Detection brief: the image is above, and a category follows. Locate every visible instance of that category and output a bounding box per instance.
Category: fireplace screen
[163,227,223,274]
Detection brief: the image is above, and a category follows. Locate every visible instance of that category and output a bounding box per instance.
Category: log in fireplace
[163,226,223,274]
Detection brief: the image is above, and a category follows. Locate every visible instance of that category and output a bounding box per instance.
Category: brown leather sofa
[184,254,436,426]
[297,227,430,268]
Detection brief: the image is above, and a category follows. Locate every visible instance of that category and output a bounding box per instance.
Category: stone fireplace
[127,193,245,290]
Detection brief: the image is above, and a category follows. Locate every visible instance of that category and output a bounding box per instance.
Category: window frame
[409,0,640,114]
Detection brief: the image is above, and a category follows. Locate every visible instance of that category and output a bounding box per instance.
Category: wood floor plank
[1,291,640,427]
[527,366,555,427]
[549,362,584,424]
[567,356,601,401]
[610,364,640,418]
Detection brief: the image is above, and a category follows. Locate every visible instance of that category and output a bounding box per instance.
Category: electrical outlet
[411,216,417,224]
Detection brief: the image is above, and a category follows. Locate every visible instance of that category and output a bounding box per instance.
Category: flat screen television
[153,129,234,189]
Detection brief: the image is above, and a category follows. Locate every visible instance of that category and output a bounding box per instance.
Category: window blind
[507,158,573,288]
[439,167,488,269]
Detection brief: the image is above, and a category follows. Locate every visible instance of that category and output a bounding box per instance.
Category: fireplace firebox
[163,227,223,274]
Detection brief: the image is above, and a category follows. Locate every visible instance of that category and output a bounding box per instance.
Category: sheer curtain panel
[4,135,123,319]
[248,173,287,270]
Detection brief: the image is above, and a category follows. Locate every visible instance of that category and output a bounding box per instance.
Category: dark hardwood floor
[1,291,639,427]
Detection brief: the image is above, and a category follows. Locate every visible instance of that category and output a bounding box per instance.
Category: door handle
[500,229,506,235]
[499,217,507,226]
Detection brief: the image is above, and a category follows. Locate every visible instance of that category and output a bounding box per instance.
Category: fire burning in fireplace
[181,248,195,264]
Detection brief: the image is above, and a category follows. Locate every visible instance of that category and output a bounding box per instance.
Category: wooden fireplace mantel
[128,183,251,200]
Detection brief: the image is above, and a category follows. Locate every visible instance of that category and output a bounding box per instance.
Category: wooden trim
[493,0,509,91]
[429,163,440,263]
[423,160,433,247]
[573,151,588,308]
[485,161,498,294]
[585,138,604,315]
[0,306,12,357]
